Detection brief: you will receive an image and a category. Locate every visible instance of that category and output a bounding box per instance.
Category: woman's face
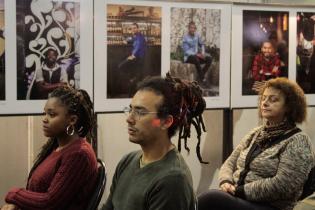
[42,97,70,138]
[260,87,287,124]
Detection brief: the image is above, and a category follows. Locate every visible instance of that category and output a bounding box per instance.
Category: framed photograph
[167,2,231,108]
[94,0,162,112]
[0,0,4,101]
[231,5,291,108]
[295,9,315,105]
[0,0,93,114]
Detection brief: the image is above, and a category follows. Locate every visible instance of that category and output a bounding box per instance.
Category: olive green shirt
[102,149,195,210]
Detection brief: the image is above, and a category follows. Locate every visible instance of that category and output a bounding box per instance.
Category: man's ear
[161,115,173,130]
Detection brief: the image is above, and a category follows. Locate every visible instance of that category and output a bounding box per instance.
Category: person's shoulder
[122,150,141,160]
[238,126,262,146]
[255,53,263,58]
[159,149,192,178]
[246,126,262,138]
[183,33,190,39]
[63,138,96,159]
[288,130,312,144]
[284,130,314,152]
[117,150,141,166]
[154,159,193,190]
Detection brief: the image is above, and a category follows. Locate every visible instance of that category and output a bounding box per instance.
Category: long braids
[137,73,208,163]
[165,73,208,163]
[27,86,96,185]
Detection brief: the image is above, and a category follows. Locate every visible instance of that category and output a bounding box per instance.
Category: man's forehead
[131,90,163,109]
[263,42,272,47]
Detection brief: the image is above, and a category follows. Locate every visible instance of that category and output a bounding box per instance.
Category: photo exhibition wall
[0,0,315,114]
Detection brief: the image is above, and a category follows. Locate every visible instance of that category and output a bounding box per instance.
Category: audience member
[102,73,207,210]
[1,86,98,210]
[198,77,314,210]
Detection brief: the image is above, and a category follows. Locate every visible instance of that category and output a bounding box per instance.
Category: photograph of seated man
[106,4,161,98]
[182,21,212,84]
[251,41,281,92]
[170,7,220,97]
[118,23,146,85]
[242,10,288,95]
[16,0,80,100]
[32,49,68,99]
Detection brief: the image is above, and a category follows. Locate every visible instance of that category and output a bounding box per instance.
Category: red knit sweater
[5,138,98,210]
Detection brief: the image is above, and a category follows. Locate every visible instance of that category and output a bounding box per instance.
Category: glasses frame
[123,107,159,120]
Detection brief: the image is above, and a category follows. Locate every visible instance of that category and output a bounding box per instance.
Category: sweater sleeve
[147,173,195,210]
[219,128,258,186]
[244,134,314,201]
[5,150,96,210]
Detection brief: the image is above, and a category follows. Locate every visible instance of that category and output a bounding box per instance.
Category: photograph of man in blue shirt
[182,21,212,84]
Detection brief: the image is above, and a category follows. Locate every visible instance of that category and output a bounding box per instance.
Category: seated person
[182,21,212,83]
[34,48,68,99]
[1,86,98,210]
[252,41,281,81]
[102,74,208,210]
[198,77,314,210]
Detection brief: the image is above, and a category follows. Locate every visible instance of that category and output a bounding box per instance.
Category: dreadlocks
[136,73,207,163]
[27,86,96,183]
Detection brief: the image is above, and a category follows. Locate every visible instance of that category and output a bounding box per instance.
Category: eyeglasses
[123,107,158,120]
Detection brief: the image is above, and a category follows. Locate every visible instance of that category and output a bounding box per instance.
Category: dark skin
[1,97,79,210]
[36,50,67,97]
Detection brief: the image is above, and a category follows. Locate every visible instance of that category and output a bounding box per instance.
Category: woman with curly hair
[198,77,314,210]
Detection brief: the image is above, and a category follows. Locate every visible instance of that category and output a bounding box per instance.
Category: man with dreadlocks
[102,73,207,210]
[2,86,98,210]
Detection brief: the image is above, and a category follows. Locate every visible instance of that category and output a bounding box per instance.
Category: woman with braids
[2,86,98,210]
[198,77,314,210]
[102,73,207,210]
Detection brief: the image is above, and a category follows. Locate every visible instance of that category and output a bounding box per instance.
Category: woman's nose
[42,115,48,123]
[262,99,269,106]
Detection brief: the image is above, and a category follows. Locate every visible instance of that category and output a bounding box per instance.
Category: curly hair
[27,86,96,184]
[136,73,208,163]
[258,77,307,123]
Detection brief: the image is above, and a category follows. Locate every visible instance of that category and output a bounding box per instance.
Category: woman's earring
[66,125,75,136]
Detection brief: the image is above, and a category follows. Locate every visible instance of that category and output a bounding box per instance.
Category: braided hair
[27,86,96,184]
[136,73,208,163]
